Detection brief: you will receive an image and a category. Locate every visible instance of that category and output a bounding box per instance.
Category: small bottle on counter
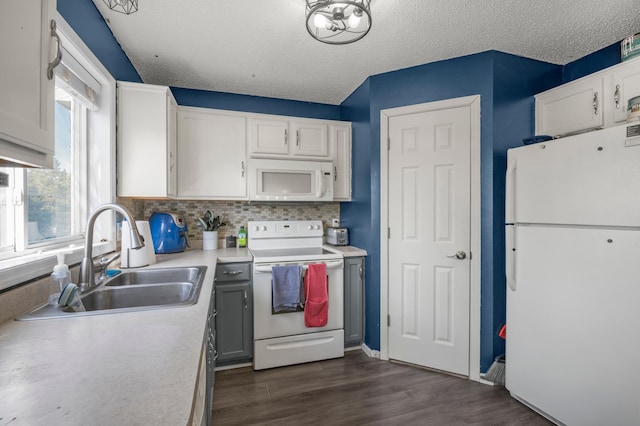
[48,252,72,305]
[238,226,247,248]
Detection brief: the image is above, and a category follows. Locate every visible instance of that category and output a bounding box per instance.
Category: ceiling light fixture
[103,0,138,15]
[306,1,372,45]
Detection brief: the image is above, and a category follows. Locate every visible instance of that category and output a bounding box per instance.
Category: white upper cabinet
[249,117,289,155]
[177,107,247,200]
[0,0,56,168]
[536,57,640,137]
[249,115,329,159]
[535,76,604,137]
[291,121,329,157]
[612,59,640,123]
[330,123,352,201]
[117,82,177,198]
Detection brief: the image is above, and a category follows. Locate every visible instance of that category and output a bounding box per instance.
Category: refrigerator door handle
[505,156,517,224]
[506,226,516,291]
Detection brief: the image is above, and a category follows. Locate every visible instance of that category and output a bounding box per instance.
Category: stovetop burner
[248,220,343,263]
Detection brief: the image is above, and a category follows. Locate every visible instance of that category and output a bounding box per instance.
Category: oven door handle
[254,259,343,273]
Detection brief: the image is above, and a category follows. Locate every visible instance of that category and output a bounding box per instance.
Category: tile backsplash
[122,200,340,241]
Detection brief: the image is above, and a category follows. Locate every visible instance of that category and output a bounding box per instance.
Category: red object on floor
[304,263,328,327]
[499,324,507,339]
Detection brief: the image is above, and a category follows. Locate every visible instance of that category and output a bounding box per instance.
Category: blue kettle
[149,212,190,254]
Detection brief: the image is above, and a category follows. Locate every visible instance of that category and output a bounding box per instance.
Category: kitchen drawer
[215,262,251,283]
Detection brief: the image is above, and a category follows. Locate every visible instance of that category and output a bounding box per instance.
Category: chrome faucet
[79,203,144,292]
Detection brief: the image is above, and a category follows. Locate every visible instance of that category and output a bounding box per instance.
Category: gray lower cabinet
[344,256,365,347]
[214,262,253,364]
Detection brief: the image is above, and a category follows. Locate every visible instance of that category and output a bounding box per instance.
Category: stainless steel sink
[104,267,202,287]
[16,266,207,320]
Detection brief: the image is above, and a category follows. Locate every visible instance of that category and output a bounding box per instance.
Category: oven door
[252,258,344,340]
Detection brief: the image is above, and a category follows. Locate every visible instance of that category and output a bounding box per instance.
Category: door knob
[447,251,467,260]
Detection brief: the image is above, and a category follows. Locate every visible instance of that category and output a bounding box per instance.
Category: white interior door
[387,105,471,376]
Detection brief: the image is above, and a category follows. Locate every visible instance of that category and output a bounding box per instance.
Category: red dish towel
[304,263,328,327]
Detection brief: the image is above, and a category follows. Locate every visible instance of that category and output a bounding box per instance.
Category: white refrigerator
[505,123,640,426]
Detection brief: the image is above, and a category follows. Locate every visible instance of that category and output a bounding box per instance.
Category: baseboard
[214,362,253,371]
[478,376,496,386]
[361,342,381,359]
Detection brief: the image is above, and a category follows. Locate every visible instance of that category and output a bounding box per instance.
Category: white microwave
[249,159,334,201]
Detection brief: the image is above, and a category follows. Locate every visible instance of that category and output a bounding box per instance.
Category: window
[0,14,117,291]
[26,88,87,245]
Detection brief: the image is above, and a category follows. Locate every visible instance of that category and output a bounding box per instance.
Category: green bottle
[238,226,247,248]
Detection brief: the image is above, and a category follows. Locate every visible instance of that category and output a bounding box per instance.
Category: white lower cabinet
[330,123,352,201]
[117,82,177,197]
[177,107,247,199]
[0,0,56,168]
[191,344,207,426]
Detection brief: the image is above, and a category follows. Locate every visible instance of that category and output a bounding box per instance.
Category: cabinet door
[291,121,329,157]
[0,0,55,168]
[215,281,253,362]
[344,257,364,346]
[117,83,173,197]
[535,76,604,137]
[177,108,247,199]
[190,344,207,426]
[612,60,640,123]
[167,93,178,197]
[330,124,352,201]
[249,117,289,155]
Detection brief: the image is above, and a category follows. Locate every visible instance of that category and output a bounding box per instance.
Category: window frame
[0,13,117,292]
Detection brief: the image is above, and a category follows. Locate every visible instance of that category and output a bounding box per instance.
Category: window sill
[0,242,115,292]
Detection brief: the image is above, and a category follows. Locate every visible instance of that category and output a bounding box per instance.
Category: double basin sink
[17,266,207,320]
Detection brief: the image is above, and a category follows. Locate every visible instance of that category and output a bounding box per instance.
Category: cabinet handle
[296,130,300,147]
[169,151,175,171]
[334,166,337,182]
[214,350,218,361]
[244,290,248,309]
[241,161,245,178]
[222,270,243,275]
[284,129,288,145]
[212,309,217,317]
[593,92,599,115]
[614,84,621,109]
[47,20,63,80]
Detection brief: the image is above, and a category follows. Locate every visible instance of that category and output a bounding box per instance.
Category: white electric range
[248,220,344,370]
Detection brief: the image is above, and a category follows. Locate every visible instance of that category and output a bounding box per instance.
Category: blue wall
[340,51,562,370]
[172,87,341,120]
[57,0,141,82]
[563,42,621,83]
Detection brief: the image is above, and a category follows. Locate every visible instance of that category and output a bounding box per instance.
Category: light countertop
[0,248,251,426]
[324,245,368,257]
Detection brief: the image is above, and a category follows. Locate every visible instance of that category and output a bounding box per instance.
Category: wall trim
[379,95,482,382]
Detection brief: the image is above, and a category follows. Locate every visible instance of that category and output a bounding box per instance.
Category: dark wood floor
[212,350,552,425]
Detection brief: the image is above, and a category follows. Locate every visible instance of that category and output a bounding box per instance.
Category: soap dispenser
[48,252,72,305]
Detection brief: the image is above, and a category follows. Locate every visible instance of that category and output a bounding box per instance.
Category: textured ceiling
[92,0,640,105]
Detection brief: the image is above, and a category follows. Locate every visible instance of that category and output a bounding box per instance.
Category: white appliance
[505,123,640,425]
[248,159,334,202]
[249,220,344,370]
[121,220,156,268]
